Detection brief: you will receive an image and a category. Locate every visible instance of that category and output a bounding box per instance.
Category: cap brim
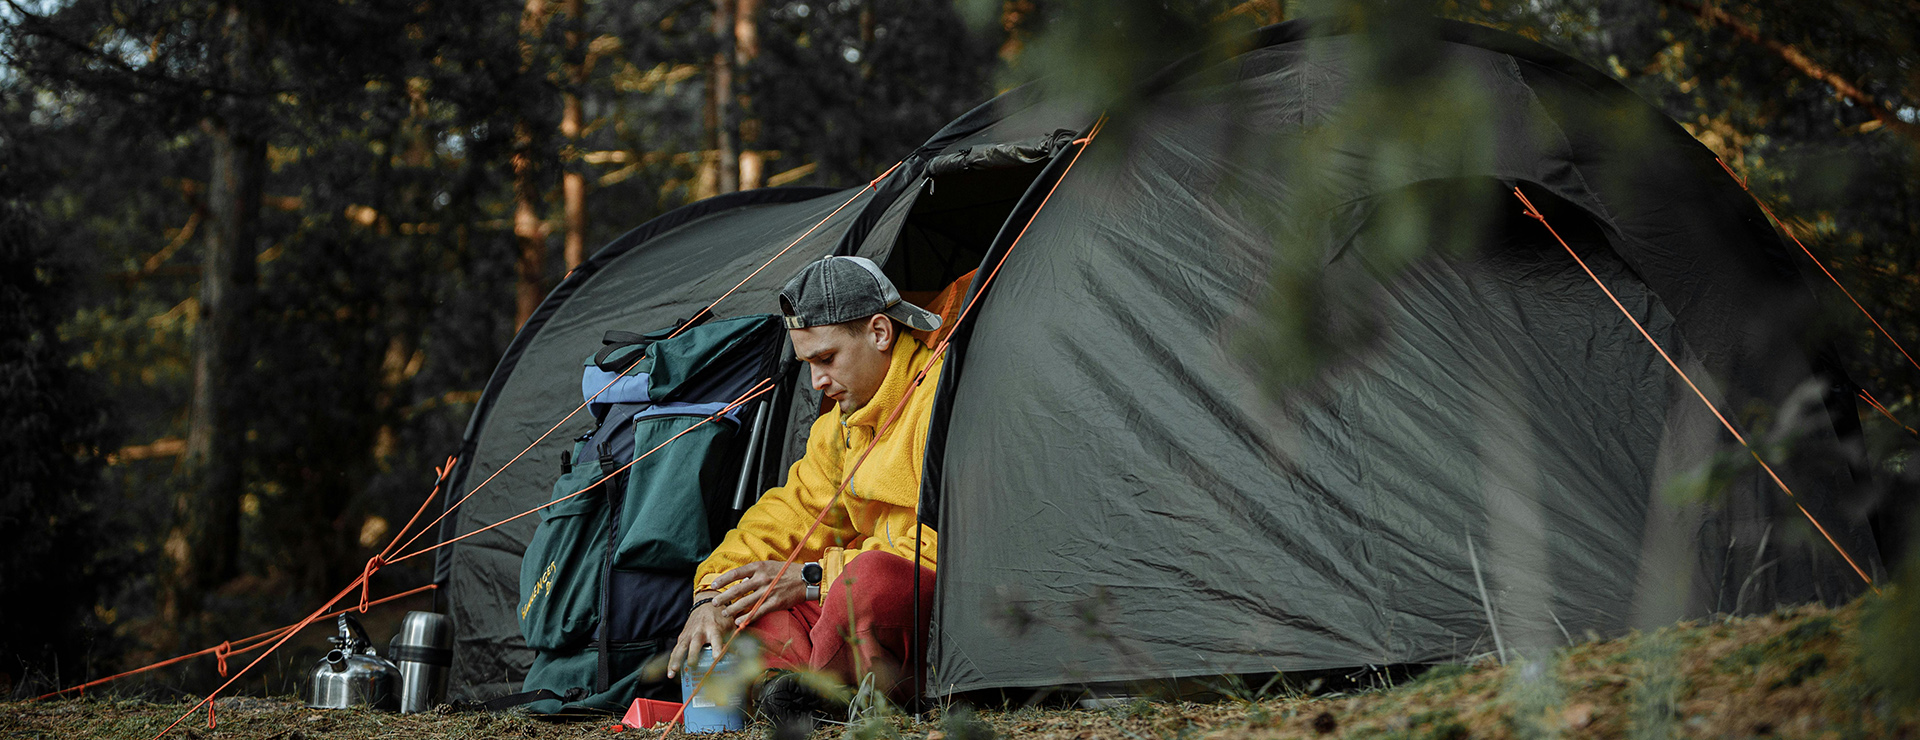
[885,301,943,332]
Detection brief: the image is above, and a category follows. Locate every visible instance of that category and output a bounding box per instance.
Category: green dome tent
[434,19,1884,701]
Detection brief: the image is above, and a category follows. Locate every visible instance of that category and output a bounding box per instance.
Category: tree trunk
[560,0,588,270]
[514,0,551,327]
[560,109,585,269]
[708,0,739,196]
[735,0,762,190]
[513,118,546,328]
[166,0,267,623]
[170,118,264,619]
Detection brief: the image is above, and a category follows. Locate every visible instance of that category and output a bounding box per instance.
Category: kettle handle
[337,613,374,652]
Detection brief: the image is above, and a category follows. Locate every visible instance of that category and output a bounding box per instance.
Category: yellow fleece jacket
[695,333,943,592]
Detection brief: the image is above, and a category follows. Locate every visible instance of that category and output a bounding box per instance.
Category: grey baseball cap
[778,256,943,332]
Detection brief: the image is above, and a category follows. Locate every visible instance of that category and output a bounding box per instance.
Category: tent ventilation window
[884,129,1079,303]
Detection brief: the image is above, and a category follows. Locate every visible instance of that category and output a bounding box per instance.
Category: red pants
[746,551,935,699]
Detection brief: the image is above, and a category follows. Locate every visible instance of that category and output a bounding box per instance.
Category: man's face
[789,317,894,412]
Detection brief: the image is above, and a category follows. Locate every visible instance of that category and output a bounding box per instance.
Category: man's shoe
[756,671,822,737]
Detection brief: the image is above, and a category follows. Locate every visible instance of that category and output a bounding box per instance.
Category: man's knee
[832,551,919,619]
[747,604,817,669]
[839,549,914,589]
[845,549,914,579]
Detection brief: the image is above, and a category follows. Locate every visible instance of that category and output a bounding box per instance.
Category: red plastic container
[623,698,684,729]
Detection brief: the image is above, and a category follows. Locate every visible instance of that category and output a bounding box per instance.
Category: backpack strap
[593,329,667,373]
[591,313,718,372]
[600,330,651,346]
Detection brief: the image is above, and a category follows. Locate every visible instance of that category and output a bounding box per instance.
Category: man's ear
[868,314,895,352]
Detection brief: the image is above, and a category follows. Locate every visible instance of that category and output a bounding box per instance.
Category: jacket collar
[844,332,929,431]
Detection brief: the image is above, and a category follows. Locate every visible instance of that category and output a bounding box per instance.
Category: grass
[5,598,1914,739]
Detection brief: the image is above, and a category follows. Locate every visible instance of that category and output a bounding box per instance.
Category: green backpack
[510,314,786,715]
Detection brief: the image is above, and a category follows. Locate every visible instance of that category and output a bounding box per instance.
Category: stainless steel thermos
[306,610,451,712]
[387,610,453,713]
[307,613,401,710]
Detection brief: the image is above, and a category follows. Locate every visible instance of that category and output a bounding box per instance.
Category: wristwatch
[802,561,822,602]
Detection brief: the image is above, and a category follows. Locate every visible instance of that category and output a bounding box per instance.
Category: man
[666,255,945,723]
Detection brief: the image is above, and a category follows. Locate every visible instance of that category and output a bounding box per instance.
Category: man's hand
[666,592,727,679]
[712,560,808,629]
[667,562,807,677]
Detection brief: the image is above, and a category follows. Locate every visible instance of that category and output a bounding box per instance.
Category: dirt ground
[5,599,1914,740]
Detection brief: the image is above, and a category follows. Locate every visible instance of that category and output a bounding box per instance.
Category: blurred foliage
[0,0,1008,696]
[1500,657,1566,740]
[1628,631,1682,740]
[956,0,1920,410]
[962,0,1920,705]
[2,0,1919,704]
[1860,531,1920,706]
[966,0,1920,540]
[1453,0,1920,407]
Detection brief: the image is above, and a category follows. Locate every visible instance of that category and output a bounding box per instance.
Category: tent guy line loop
[31,585,436,701]
[35,453,455,703]
[377,455,456,562]
[1715,157,1920,378]
[1512,187,1877,592]
[140,455,460,724]
[358,555,386,612]
[148,574,414,740]
[663,115,1108,734]
[393,164,899,558]
[141,382,775,739]
[128,133,1048,729]
[168,164,897,719]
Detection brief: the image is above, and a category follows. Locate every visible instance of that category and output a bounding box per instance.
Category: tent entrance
[883,157,1055,303]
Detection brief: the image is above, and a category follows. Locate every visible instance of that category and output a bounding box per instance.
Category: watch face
[802,562,823,584]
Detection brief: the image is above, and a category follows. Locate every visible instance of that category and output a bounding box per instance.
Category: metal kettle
[307,613,400,710]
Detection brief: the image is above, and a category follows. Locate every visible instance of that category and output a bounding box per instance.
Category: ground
[5,599,1914,740]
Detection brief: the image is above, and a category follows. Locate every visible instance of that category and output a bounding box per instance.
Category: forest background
[1,0,1916,700]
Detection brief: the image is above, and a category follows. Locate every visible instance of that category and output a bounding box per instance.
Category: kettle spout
[325,649,348,672]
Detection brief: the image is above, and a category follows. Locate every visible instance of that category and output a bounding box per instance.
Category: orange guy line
[405,168,894,557]
[665,116,1109,730]
[1513,187,1875,591]
[1716,158,1920,376]
[389,379,775,565]
[35,586,436,701]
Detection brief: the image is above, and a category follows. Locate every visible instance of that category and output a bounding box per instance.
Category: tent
[434,18,1885,701]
